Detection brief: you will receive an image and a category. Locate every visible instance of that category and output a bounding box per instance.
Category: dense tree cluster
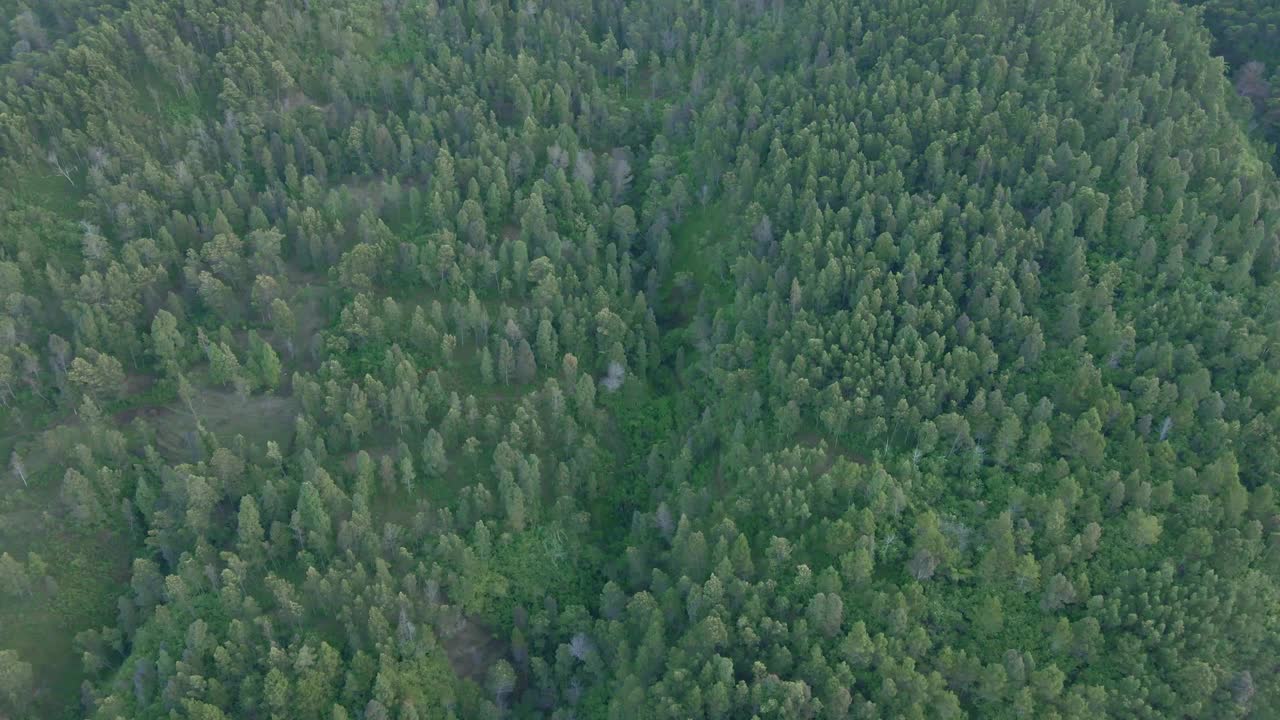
[1,0,1278,718]
[1183,0,1280,167]
[1186,0,1280,69]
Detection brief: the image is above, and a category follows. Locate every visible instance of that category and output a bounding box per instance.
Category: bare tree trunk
[47,151,76,186]
[10,452,28,487]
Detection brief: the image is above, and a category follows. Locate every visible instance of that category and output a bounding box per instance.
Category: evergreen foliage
[0,0,1278,718]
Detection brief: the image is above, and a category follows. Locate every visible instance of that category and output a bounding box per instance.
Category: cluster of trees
[1188,0,1280,69]
[1185,0,1280,166]
[1,0,1278,718]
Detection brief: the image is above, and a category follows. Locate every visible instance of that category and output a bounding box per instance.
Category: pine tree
[150,310,185,375]
[480,347,495,385]
[295,481,331,553]
[422,429,449,479]
[236,496,266,562]
[0,650,33,714]
[0,553,30,599]
[515,339,537,384]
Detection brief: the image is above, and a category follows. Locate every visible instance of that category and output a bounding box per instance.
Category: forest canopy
[0,0,1278,718]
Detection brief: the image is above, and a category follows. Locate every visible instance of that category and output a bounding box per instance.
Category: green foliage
[1190,0,1280,69]
[1187,1,1280,170]
[0,480,131,719]
[1,0,1278,717]
[484,525,602,634]
[596,384,679,536]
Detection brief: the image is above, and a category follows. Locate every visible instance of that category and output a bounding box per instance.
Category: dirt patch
[796,431,868,476]
[332,175,425,221]
[282,90,329,114]
[340,177,383,205]
[113,403,174,425]
[439,615,507,682]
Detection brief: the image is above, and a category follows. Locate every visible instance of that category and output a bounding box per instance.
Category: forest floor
[152,387,300,461]
[440,616,508,682]
[797,430,870,473]
[659,202,734,327]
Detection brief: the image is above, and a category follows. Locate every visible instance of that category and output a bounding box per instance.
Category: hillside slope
[0,0,1277,718]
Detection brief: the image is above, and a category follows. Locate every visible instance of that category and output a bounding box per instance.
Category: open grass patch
[0,455,133,719]
[151,387,300,461]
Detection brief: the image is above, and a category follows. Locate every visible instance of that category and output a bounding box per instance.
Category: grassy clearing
[5,169,86,217]
[149,387,301,461]
[661,202,735,324]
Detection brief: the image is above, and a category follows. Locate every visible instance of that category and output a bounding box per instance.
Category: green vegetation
[663,203,736,321]
[1,0,1279,718]
[1186,0,1280,169]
